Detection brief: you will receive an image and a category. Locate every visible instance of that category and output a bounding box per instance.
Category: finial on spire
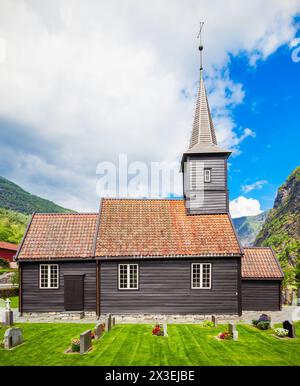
[197,22,204,73]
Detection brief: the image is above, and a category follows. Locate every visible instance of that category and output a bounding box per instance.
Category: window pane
[119,264,138,289]
[192,264,201,288]
[119,264,128,289]
[202,264,211,288]
[130,265,138,289]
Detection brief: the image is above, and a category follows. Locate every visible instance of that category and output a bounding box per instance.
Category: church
[15,49,283,318]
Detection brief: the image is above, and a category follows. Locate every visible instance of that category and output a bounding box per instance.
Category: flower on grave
[274,328,289,338]
[218,331,232,340]
[152,324,164,336]
[71,338,80,352]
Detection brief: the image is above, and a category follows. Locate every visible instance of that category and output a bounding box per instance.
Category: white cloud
[0,0,299,210]
[230,196,262,218]
[242,180,268,194]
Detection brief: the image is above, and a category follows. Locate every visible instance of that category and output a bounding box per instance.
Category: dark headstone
[4,327,23,349]
[211,315,217,327]
[80,330,92,354]
[112,317,116,327]
[105,314,112,332]
[3,310,13,326]
[283,320,296,338]
[94,323,104,340]
[297,288,300,307]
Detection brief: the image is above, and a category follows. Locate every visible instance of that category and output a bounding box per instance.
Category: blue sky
[228,39,300,212]
[0,1,299,216]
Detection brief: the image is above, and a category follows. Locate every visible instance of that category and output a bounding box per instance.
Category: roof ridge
[243,247,272,250]
[33,212,98,216]
[101,198,184,201]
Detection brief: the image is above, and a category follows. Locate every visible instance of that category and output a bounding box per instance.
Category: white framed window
[204,168,211,183]
[191,263,211,289]
[118,264,139,290]
[39,264,59,289]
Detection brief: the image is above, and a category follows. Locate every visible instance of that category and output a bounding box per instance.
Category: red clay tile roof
[95,199,242,257]
[0,241,18,251]
[17,213,98,260]
[242,247,283,279]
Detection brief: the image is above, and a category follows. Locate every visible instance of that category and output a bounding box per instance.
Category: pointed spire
[189,73,218,149]
[184,23,230,156]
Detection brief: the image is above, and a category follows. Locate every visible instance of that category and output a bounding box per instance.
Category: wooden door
[64,275,84,311]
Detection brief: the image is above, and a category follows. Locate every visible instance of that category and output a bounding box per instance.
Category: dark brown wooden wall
[100,258,240,315]
[242,280,281,311]
[21,261,96,312]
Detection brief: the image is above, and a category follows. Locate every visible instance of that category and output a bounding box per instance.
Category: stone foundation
[21,311,97,321]
[20,311,240,323]
[100,313,240,324]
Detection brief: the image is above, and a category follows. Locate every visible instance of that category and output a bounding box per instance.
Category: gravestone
[228,323,238,341]
[163,324,168,337]
[94,323,104,340]
[211,315,217,327]
[105,314,112,332]
[283,320,296,338]
[80,330,92,354]
[297,288,300,307]
[4,327,23,349]
[112,317,116,327]
[3,298,13,326]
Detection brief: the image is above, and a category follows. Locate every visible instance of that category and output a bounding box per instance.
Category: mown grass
[0,323,300,366]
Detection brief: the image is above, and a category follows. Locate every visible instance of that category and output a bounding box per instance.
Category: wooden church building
[15,54,283,317]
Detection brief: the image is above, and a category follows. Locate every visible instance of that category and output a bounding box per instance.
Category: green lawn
[0,323,300,366]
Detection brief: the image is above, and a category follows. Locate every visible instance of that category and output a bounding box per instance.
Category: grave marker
[105,314,112,332]
[94,323,104,340]
[283,320,296,338]
[211,315,217,327]
[80,330,92,354]
[228,323,238,341]
[4,327,23,349]
[163,324,168,337]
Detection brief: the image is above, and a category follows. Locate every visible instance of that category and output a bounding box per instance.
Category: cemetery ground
[0,322,300,366]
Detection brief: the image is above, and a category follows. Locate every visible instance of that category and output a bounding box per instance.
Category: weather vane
[197,22,204,72]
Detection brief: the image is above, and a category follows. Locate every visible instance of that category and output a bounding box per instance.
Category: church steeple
[189,71,217,149]
[181,24,231,215]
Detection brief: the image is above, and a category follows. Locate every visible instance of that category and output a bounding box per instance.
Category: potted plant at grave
[152,324,164,336]
[252,314,271,330]
[71,338,80,352]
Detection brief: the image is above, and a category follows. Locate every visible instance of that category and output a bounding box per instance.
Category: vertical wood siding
[184,155,228,214]
[242,280,281,311]
[21,261,96,312]
[100,258,240,314]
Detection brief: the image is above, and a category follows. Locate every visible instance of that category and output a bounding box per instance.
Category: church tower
[181,25,231,214]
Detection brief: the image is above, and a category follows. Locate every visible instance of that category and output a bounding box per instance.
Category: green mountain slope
[0,208,30,244]
[0,176,74,215]
[255,166,300,287]
[233,211,269,247]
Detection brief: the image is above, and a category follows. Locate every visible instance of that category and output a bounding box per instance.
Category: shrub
[202,320,215,328]
[11,270,19,286]
[274,328,289,338]
[252,319,259,326]
[0,257,9,269]
[257,321,270,330]
[71,338,80,352]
